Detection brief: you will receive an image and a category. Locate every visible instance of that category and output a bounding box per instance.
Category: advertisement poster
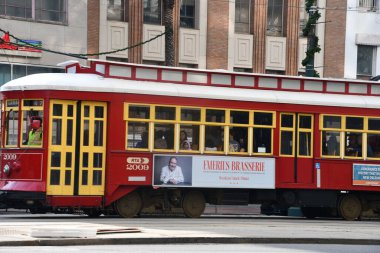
[153,154,275,189]
[353,164,380,186]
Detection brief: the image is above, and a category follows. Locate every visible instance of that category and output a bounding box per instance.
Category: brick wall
[87,0,100,59]
[206,0,229,69]
[323,0,346,78]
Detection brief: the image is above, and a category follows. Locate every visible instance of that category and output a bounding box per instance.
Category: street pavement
[0,206,380,247]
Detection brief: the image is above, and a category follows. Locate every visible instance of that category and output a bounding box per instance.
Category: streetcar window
[5,110,19,146]
[155,106,175,120]
[126,104,151,150]
[180,108,200,152]
[367,134,380,158]
[253,112,274,155]
[83,120,90,146]
[230,111,249,124]
[253,128,272,153]
[50,170,60,185]
[21,99,44,147]
[323,115,341,129]
[280,114,294,156]
[180,124,199,151]
[280,131,293,155]
[230,127,248,153]
[229,111,249,153]
[254,112,273,126]
[206,109,225,123]
[53,104,63,116]
[5,99,19,147]
[205,126,224,152]
[154,123,174,150]
[128,122,149,149]
[128,105,150,119]
[298,115,313,157]
[322,131,340,156]
[94,120,104,146]
[181,108,201,121]
[346,117,364,130]
[299,115,312,129]
[368,118,380,131]
[52,119,62,145]
[345,132,363,157]
[281,114,294,128]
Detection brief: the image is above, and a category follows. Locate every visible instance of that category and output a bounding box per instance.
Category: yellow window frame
[5,99,19,148]
[279,112,296,157]
[252,111,275,156]
[297,114,313,158]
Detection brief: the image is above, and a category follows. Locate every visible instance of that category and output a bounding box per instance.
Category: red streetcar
[1,60,380,220]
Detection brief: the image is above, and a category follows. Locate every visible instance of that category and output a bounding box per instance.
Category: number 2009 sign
[3,153,17,160]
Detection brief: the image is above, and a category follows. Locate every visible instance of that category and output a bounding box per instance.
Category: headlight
[3,164,10,175]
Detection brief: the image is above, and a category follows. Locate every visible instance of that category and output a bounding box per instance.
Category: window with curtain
[180,0,196,28]
[0,0,67,23]
[357,45,376,78]
[144,0,161,25]
[107,0,127,22]
[267,0,283,36]
[235,0,250,33]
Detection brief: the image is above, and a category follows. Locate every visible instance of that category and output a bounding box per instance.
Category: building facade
[89,0,327,76]
[0,0,379,83]
[0,0,88,85]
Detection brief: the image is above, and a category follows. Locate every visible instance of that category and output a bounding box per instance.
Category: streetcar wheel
[182,191,205,218]
[115,191,143,218]
[339,194,362,221]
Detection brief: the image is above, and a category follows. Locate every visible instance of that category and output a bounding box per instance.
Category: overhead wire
[0,28,167,60]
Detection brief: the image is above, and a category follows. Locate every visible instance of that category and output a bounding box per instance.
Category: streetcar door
[278,113,314,185]
[47,100,77,195]
[47,100,107,196]
[78,102,107,195]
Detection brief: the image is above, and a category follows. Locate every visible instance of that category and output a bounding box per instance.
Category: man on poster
[160,156,184,184]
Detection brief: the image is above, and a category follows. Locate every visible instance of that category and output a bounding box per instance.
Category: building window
[357,45,376,78]
[107,0,127,22]
[0,0,67,23]
[180,0,195,28]
[0,63,64,86]
[299,0,307,36]
[235,0,250,33]
[267,0,283,36]
[358,0,379,12]
[144,0,161,25]
[0,64,11,86]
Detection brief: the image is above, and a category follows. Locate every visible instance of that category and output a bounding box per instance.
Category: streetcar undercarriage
[2,188,380,220]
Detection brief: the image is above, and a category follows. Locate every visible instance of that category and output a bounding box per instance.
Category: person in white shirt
[160,157,184,184]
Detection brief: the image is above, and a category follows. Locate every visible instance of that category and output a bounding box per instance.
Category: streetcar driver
[27,117,43,146]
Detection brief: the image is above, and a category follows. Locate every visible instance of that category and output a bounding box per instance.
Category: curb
[1,237,380,247]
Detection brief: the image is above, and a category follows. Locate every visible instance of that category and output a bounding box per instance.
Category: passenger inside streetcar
[345,134,362,157]
[154,130,167,149]
[180,130,191,150]
[326,133,339,156]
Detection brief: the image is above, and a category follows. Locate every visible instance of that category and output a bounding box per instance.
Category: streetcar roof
[1,73,379,109]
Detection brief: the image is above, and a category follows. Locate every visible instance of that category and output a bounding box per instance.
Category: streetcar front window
[21,99,44,147]
[5,99,19,146]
